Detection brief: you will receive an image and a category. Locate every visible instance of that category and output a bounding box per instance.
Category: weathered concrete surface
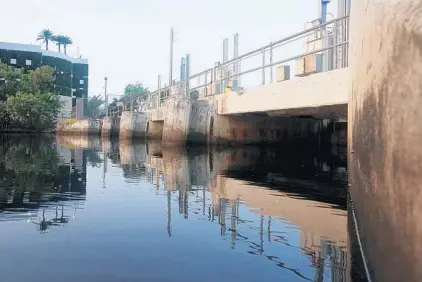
[148,107,165,121]
[119,111,148,139]
[56,119,102,135]
[147,121,164,140]
[348,1,422,281]
[102,116,120,137]
[187,100,214,143]
[161,97,192,144]
[207,68,348,119]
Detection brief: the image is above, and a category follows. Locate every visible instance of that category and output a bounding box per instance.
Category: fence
[108,15,349,117]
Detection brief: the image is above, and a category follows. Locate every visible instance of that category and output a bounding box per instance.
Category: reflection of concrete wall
[161,146,190,191]
[188,153,210,186]
[348,1,422,281]
[56,135,102,150]
[119,140,147,165]
[213,176,347,246]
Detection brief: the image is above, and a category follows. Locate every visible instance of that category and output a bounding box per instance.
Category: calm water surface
[0,134,349,282]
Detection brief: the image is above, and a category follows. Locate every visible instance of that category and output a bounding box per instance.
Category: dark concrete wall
[348,1,422,281]
[147,121,164,140]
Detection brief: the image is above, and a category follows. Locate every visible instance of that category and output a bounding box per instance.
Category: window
[25,59,32,66]
[10,58,16,65]
[79,80,84,85]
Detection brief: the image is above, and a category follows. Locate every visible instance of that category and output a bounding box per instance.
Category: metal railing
[109,15,349,117]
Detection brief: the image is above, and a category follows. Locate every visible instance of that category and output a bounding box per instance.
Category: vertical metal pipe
[104,77,108,116]
[222,38,229,91]
[233,33,239,88]
[269,43,273,83]
[262,49,266,85]
[169,28,174,87]
[185,54,190,97]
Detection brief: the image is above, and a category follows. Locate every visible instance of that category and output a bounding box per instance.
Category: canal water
[0,134,351,282]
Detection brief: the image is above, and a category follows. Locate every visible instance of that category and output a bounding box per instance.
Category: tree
[0,63,55,101]
[6,92,62,131]
[190,90,199,100]
[120,82,147,107]
[53,35,66,53]
[87,95,104,118]
[62,36,73,55]
[37,29,54,50]
[0,63,24,100]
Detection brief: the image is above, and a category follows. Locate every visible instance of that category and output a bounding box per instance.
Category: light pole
[104,77,108,116]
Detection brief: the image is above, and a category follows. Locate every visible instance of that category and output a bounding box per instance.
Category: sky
[0,0,339,97]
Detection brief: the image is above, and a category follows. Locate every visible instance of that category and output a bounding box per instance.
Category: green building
[0,42,88,118]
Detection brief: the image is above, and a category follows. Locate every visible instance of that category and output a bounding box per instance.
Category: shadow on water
[0,131,366,282]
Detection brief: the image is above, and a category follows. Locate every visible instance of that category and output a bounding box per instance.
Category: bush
[6,92,62,131]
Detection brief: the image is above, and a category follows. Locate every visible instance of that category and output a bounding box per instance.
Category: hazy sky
[1,0,338,97]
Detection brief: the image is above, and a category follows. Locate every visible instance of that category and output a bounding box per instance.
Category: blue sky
[1,0,338,96]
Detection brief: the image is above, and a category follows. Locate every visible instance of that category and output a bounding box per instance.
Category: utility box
[276,65,291,82]
[295,57,306,77]
[304,54,323,74]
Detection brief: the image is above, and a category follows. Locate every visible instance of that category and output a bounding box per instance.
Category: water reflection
[0,135,85,232]
[0,134,350,282]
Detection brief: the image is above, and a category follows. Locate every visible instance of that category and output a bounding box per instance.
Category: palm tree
[36,29,54,50]
[53,35,66,53]
[62,36,73,54]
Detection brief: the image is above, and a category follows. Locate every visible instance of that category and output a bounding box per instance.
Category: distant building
[0,42,88,119]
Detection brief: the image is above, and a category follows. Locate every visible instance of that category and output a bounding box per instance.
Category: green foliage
[0,63,59,131]
[0,63,55,101]
[123,82,148,103]
[190,90,199,100]
[87,95,104,118]
[6,92,62,131]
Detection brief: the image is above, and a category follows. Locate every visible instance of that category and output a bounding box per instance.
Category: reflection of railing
[109,15,349,117]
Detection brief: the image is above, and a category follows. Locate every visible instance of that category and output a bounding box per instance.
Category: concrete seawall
[119,112,148,140]
[57,119,102,135]
[348,1,422,281]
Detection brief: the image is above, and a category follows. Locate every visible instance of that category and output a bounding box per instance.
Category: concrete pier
[119,112,148,139]
[348,1,422,281]
[161,97,193,144]
[102,116,120,137]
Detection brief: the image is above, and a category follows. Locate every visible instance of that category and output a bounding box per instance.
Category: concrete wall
[187,100,214,143]
[348,1,422,282]
[147,121,164,140]
[161,97,192,144]
[119,111,148,139]
[102,116,120,137]
[209,67,348,119]
[56,119,102,135]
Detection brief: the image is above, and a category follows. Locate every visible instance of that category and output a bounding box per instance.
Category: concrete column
[119,111,148,139]
[348,1,422,282]
[161,97,192,144]
[101,116,120,138]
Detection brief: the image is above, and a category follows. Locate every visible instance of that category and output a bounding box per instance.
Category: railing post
[204,71,208,96]
[262,48,266,85]
[269,43,273,83]
[333,19,338,69]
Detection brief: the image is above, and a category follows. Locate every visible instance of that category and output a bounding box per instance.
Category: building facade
[0,42,88,119]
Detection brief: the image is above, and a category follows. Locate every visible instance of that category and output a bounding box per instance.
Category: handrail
[109,15,350,115]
